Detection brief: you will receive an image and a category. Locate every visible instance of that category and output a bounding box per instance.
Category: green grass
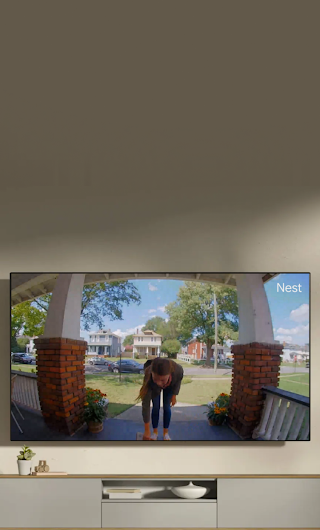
[11,364,36,373]
[178,379,232,405]
[278,373,309,397]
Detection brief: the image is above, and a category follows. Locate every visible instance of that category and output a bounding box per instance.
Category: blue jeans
[151,386,173,429]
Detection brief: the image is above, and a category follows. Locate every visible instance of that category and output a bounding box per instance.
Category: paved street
[85,364,309,376]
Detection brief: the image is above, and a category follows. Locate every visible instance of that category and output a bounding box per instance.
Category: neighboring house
[186,338,225,361]
[133,329,162,357]
[25,336,36,353]
[26,335,87,354]
[282,348,309,363]
[87,329,121,356]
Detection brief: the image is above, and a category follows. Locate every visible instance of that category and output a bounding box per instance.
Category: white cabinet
[217,478,320,528]
[0,478,102,528]
[102,501,217,528]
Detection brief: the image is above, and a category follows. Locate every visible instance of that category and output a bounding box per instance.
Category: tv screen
[10,272,310,442]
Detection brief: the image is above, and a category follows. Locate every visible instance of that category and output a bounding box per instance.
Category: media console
[0,475,319,528]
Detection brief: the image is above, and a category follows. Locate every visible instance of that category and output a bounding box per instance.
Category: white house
[133,329,162,357]
[281,347,309,363]
[26,334,87,354]
[87,329,121,356]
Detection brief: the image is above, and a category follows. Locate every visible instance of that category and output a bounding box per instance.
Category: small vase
[87,420,104,433]
[17,459,33,475]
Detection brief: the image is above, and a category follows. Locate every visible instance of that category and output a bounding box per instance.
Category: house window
[151,337,154,342]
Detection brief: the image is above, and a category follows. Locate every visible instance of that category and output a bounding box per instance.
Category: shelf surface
[102,498,217,503]
[1,474,320,478]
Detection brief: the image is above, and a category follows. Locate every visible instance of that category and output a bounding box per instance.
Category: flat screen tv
[10,272,310,442]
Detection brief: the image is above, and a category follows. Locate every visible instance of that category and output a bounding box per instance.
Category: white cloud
[158,306,167,313]
[113,324,145,340]
[148,309,157,314]
[148,283,158,291]
[157,297,161,300]
[276,324,309,336]
[290,304,309,323]
[165,318,169,322]
[276,335,292,343]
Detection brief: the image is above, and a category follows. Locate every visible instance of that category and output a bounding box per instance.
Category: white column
[234,274,276,344]
[42,274,85,340]
[157,346,160,357]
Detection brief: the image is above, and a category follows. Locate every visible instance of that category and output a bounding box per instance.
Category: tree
[123,334,134,346]
[161,339,181,358]
[11,281,142,349]
[32,281,141,332]
[142,316,167,333]
[142,316,181,343]
[166,282,239,369]
[11,301,46,339]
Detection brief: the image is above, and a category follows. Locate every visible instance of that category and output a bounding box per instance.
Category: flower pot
[208,418,225,426]
[17,459,33,475]
[87,420,104,433]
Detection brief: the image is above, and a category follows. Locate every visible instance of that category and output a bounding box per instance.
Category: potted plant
[205,393,230,426]
[83,388,108,433]
[17,445,36,475]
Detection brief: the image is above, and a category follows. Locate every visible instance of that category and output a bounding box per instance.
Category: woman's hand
[170,395,177,407]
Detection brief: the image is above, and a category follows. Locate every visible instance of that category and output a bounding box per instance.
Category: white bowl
[171,481,208,499]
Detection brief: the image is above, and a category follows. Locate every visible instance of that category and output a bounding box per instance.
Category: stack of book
[105,488,142,499]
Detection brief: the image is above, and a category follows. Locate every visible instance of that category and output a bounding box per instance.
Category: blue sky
[81,274,310,346]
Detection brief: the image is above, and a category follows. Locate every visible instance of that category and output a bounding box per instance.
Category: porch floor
[11,404,242,441]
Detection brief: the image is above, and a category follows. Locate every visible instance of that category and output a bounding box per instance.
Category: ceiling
[10,272,278,306]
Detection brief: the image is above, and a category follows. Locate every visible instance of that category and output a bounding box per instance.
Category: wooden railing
[252,386,310,441]
[11,370,41,412]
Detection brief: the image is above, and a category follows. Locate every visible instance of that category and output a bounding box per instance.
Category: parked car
[108,359,145,374]
[11,353,35,364]
[87,356,114,367]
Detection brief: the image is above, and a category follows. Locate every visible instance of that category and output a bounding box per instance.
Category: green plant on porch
[83,388,108,424]
[205,393,230,425]
[17,445,36,460]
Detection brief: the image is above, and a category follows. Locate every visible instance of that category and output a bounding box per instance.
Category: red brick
[245,366,261,372]
[55,411,70,418]
[259,378,272,384]
[66,366,77,372]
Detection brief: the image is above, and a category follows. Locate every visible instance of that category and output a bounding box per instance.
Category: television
[10,272,310,442]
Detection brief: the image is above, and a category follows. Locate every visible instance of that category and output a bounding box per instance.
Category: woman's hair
[136,357,175,402]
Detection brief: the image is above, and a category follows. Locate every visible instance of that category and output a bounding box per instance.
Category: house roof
[10,273,279,306]
[89,329,121,339]
[133,330,162,337]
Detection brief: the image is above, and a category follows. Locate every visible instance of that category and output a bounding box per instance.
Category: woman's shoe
[163,433,172,440]
[150,432,158,440]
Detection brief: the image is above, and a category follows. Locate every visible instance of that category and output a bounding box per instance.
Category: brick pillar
[34,337,87,436]
[227,342,283,439]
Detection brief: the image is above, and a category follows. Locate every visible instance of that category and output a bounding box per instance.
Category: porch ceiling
[10,272,278,306]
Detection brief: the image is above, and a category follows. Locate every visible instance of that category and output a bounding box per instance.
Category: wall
[0,1,319,475]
